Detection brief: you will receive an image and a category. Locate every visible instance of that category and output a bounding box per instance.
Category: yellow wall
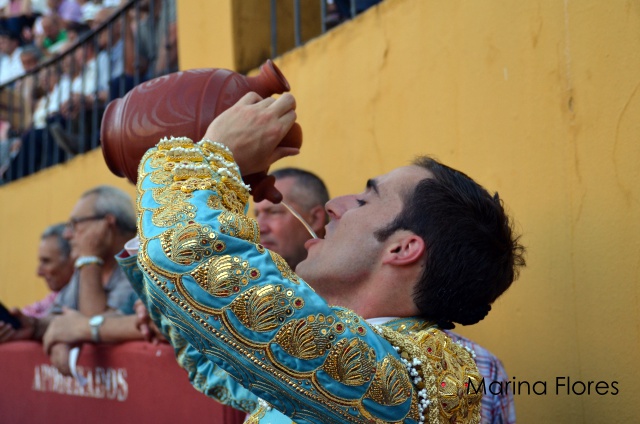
[175,0,235,70]
[1,0,638,422]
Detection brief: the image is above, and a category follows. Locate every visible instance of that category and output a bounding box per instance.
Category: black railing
[0,0,177,183]
[269,0,382,60]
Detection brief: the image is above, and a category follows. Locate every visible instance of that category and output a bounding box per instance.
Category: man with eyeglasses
[0,186,138,349]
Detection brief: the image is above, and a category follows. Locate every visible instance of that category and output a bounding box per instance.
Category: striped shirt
[446,331,516,424]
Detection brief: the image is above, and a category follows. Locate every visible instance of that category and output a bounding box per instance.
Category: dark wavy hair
[375,156,526,329]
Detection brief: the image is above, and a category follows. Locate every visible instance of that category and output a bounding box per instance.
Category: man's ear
[382,232,425,266]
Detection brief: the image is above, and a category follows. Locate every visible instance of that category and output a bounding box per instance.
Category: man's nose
[325,195,355,220]
[256,217,270,233]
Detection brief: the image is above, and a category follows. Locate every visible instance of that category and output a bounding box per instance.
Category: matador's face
[296,165,432,303]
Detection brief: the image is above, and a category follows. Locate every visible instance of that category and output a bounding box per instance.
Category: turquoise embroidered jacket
[132,137,482,424]
[117,253,259,413]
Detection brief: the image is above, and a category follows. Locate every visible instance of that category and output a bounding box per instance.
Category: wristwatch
[75,256,104,269]
[89,315,105,343]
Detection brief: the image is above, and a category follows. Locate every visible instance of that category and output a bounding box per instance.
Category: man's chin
[294,259,319,287]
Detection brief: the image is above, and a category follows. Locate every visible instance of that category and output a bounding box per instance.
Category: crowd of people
[0,0,177,181]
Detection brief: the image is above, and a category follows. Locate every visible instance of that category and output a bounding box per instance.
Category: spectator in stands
[0,28,24,84]
[37,13,67,54]
[17,44,44,124]
[49,37,107,154]
[7,51,71,178]
[64,19,89,44]
[22,223,75,318]
[46,0,82,27]
[60,36,107,116]
[90,6,135,101]
[0,0,38,41]
[132,0,176,81]
[153,0,176,76]
[77,0,101,24]
[0,185,138,343]
[42,299,150,375]
[0,28,24,173]
[0,120,18,179]
[18,42,42,71]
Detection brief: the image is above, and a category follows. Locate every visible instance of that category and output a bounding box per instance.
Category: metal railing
[271,0,380,58]
[0,0,176,183]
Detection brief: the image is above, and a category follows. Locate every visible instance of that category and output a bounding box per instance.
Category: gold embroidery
[363,355,413,407]
[334,309,368,336]
[159,222,219,265]
[221,185,246,214]
[139,248,397,423]
[219,177,250,206]
[152,197,196,227]
[149,151,168,169]
[321,338,376,386]
[269,250,300,285]
[157,136,195,150]
[149,167,174,186]
[273,316,335,360]
[417,331,482,423]
[165,148,204,163]
[171,177,216,194]
[218,210,259,243]
[227,285,301,333]
[379,327,482,424]
[207,194,224,211]
[383,317,436,333]
[190,255,260,297]
[173,164,211,181]
[199,139,235,163]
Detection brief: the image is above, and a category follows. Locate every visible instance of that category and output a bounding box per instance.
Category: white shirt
[0,47,25,85]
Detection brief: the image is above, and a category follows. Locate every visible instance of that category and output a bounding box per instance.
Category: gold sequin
[218,210,259,243]
[363,355,413,407]
[321,338,376,386]
[269,250,300,285]
[227,285,296,333]
[159,222,218,265]
[273,317,335,360]
[190,255,260,297]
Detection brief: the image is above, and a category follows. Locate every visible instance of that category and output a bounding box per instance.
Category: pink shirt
[21,292,57,318]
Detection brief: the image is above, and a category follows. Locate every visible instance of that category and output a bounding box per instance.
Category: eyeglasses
[65,215,105,231]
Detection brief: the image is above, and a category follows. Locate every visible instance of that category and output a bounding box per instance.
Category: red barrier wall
[0,341,246,424]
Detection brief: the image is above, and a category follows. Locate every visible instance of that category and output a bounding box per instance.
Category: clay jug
[100,60,301,202]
